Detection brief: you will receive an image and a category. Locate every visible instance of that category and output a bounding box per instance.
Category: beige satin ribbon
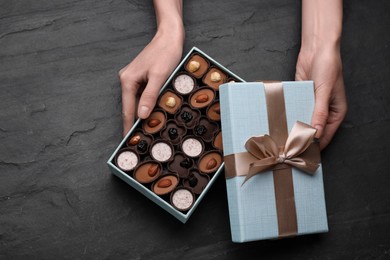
[243,121,319,184]
[223,82,321,238]
[224,121,320,181]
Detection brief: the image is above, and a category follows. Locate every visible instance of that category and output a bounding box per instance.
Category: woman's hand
[296,46,347,150]
[119,0,184,136]
[297,0,347,150]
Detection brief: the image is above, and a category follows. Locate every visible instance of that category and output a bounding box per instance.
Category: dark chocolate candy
[137,140,148,153]
[193,116,219,143]
[194,125,207,136]
[183,169,210,195]
[160,120,186,145]
[168,128,178,140]
[168,152,194,178]
[180,158,193,169]
[175,104,201,129]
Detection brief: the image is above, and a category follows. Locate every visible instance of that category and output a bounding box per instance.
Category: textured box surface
[220,81,328,242]
[107,47,245,223]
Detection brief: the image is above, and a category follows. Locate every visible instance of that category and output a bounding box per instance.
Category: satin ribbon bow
[243,121,320,184]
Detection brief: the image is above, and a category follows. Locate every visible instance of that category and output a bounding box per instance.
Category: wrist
[301,32,340,54]
[153,0,184,46]
[155,20,185,49]
[301,0,342,53]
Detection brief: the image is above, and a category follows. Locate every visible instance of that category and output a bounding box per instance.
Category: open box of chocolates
[107,47,244,223]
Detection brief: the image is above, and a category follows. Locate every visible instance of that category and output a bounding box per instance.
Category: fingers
[137,75,166,119]
[319,107,346,150]
[118,65,127,77]
[295,66,305,81]
[319,121,339,150]
[120,73,139,137]
[119,66,168,138]
[311,88,330,140]
[319,79,347,150]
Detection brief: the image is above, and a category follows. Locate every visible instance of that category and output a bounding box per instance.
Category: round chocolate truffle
[173,73,196,95]
[168,152,194,178]
[158,90,182,114]
[184,54,210,78]
[189,88,215,109]
[170,187,195,212]
[150,141,173,162]
[207,101,221,121]
[198,151,223,174]
[134,161,162,184]
[160,120,187,145]
[183,170,210,195]
[143,110,166,134]
[152,174,179,195]
[213,131,223,151]
[182,137,203,158]
[202,67,228,90]
[116,149,139,171]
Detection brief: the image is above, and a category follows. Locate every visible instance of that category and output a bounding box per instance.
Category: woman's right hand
[118,0,184,136]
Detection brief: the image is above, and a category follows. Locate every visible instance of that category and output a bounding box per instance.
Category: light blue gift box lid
[220,81,328,242]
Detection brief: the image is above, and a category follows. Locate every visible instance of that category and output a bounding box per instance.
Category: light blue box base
[220,82,328,242]
[107,47,245,223]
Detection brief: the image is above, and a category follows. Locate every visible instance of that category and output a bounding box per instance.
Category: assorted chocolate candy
[113,51,241,212]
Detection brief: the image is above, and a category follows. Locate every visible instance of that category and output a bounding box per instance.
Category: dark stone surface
[1,0,389,259]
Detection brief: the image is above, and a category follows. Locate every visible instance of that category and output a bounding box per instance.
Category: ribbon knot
[242,121,320,185]
[277,153,285,163]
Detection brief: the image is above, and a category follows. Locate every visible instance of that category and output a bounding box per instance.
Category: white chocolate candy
[173,74,195,94]
[171,188,194,211]
[117,151,138,171]
[182,138,202,157]
[151,142,172,162]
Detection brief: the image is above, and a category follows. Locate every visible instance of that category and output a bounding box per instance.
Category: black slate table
[1,0,390,259]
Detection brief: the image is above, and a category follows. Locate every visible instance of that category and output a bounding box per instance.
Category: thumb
[312,94,329,139]
[137,77,164,119]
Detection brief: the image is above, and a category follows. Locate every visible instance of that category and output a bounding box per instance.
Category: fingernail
[138,106,149,118]
[314,124,323,138]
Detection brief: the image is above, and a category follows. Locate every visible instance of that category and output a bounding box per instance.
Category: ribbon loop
[245,135,279,159]
[242,121,319,184]
[284,121,317,159]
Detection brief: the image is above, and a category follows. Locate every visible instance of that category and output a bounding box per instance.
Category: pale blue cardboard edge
[220,82,328,242]
[107,47,245,223]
